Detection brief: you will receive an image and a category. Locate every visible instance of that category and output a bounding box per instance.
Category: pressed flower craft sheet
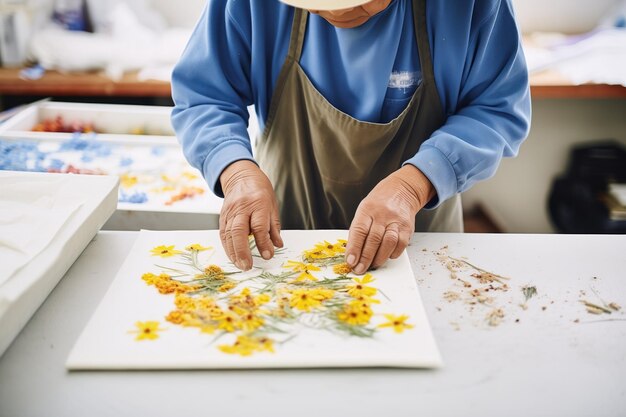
[67,230,442,369]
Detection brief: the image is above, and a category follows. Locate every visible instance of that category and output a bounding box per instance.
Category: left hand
[345,165,436,275]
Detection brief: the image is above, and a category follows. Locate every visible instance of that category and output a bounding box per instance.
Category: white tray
[0,134,223,230]
[0,171,119,357]
[0,102,176,141]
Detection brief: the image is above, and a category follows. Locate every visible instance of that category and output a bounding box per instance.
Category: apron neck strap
[412,0,436,83]
[286,0,435,82]
[287,8,308,62]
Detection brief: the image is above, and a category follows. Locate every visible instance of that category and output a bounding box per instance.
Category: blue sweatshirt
[171,0,531,208]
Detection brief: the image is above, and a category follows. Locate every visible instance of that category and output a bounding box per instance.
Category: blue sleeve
[406,0,531,208]
[171,1,255,197]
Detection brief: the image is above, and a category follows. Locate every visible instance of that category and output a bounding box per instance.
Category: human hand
[219,160,283,271]
[345,165,435,275]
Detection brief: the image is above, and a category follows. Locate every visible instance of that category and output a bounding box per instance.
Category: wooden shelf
[530,70,626,99]
[0,67,624,100]
[0,68,170,97]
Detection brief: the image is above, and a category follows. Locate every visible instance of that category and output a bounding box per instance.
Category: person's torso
[226,0,498,131]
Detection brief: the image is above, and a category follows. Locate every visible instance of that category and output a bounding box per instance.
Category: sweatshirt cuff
[403,145,458,209]
[202,140,256,198]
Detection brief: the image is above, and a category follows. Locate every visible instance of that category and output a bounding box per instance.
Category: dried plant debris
[443,291,461,302]
[434,247,512,328]
[522,285,538,302]
[486,308,505,327]
[580,287,622,316]
[608,302,621,312]
[520,285,538,310]
[580,300,621,315]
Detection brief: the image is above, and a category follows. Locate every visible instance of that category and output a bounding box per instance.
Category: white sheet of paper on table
[67,230,442,370]
[0,174,84,284]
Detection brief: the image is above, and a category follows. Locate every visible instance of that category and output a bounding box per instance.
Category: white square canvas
[67,230,442,369]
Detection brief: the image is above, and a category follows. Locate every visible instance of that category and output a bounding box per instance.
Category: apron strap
[262,8,308,139]
[413,0,436,83]
[288,8,308,62]
[287,1,434,80]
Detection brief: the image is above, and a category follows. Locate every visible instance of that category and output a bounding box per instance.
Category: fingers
[345,213,372,269]
[219,208,236,266]
[231,213,252,270]
[251,208,274,260]
[352,224,386,274]
[218,164,281,270]
[390,230,411,259]
[269,210,284,248]
[371,226,400,269]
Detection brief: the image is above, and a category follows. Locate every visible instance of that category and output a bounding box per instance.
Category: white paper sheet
[67,230,442,370]
[0,174,84,284]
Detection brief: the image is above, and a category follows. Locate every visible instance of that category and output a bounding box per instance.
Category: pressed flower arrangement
[136,236,414,356]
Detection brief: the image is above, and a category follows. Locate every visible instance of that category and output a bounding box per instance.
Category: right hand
[219,160,283,270]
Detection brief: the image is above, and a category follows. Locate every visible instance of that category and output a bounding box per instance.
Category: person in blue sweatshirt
[171,0,531,274]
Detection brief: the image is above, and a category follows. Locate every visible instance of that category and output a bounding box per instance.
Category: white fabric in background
[0,175,84,284]
[28,3,191,79]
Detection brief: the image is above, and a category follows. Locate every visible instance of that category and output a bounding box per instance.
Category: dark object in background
[549,141,626,233]
[52,0,93,33]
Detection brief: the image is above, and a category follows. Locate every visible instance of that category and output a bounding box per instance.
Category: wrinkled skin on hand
[345,165,435,275]
[219,160,283,271]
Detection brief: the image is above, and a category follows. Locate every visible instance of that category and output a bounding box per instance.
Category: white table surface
[1,231,625,417]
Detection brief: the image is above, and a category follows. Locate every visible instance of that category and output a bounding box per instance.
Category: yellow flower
[254,293,271,306]
[182,171,199,180]
[150,245,182,258]
[311,288,335,299]
[165,310,185,324]
[302,248,326,261]
[129,321,165,341]
[289,288,334,311]
[151,185,175,193]
[346,274,377,298]
[141,272,158,285]
[333,262,352,275]
[216,314,241,332]
[218,282,237,292]
[378,314,414,333]
[337,302,373,326]
[302,239,347,261]
[283,260,320,282]
[240,312,265,332]
[185,243,212,252]
[120,173,138,188]
[144,273,198,295]
[174,294,197,310]
[218,335,275,356]
[196,296,217,310]
[203,265,226,279]
[283,260,321,272]
[353,294,381,305]
[200,325,216,334]
[320,240,347,254]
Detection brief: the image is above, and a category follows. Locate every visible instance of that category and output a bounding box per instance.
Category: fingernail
[355,263,365,274]
[347,254,356,266]
[262,250,271,260]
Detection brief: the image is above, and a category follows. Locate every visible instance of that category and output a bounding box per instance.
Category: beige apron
[257,0,462,232]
